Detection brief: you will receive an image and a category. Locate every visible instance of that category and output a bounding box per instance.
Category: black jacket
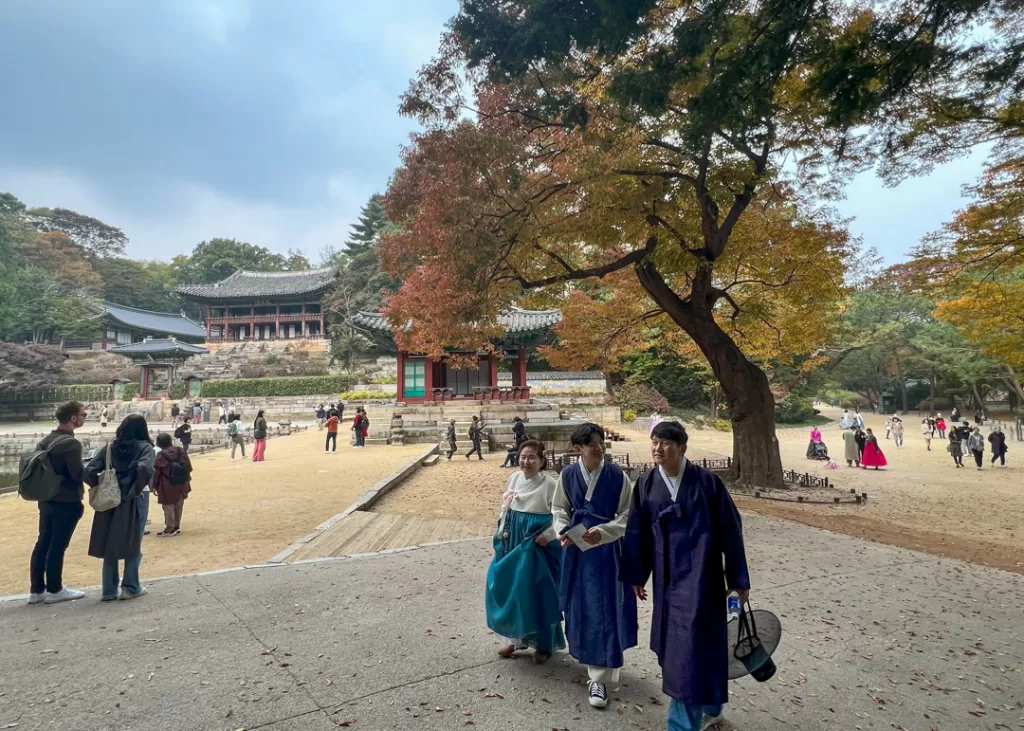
[37,429,84,503]
[85,440,155,561]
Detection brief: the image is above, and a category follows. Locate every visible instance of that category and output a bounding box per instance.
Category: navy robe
[558,462,638,668]
[621,462,750,705]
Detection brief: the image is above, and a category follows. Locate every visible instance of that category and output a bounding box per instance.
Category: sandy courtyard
[0,429,425,595]
[378,410,1024,574]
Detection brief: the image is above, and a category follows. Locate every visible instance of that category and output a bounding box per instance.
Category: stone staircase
[185,339,332,379]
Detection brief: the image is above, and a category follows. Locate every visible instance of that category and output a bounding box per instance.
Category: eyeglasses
[76,412,88,418]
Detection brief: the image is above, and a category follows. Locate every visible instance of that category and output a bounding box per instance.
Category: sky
[0,1,988,265]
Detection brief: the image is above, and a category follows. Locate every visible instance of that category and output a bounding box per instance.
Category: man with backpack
[22,401,89,605]
[174,417,192,453]
[227,416,246,460]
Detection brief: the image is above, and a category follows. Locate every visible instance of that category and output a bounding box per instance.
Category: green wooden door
[404,360,426,398]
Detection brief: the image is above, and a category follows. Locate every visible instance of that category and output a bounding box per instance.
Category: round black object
[727,609,781,681]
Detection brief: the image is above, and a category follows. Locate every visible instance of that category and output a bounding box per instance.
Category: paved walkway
[2,513,1021,731]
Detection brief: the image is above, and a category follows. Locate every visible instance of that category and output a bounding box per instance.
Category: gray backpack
[18,434,73,502]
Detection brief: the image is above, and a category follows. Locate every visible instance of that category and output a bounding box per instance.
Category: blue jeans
[668,699,722,730]
[102,492,148,598]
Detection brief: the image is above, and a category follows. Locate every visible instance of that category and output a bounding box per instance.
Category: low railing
[207,315,323,325]
[204,334,326,343]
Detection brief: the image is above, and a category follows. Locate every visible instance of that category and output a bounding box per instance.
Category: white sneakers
[587,681,608,708]
[119,586,147,601]
[41,587,85,604]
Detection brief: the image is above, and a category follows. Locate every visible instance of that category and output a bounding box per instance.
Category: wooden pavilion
[351,308,562,403]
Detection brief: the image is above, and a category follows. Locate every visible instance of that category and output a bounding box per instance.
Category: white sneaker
[27,592,46,605]
[119,586,147,601]
[587,681,608,708]
[44,586,85,604]
[701,712,725,730]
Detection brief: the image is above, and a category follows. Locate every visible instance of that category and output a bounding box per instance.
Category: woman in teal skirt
[485,440,565,663]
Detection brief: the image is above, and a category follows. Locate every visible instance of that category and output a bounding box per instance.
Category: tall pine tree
[325,194,400,369]
[345,194,387,257]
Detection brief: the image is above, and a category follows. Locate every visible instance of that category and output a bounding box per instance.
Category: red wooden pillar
[141,366,150,399]
[397,351,406,401]
[206,306,212,340]
[275,304,281,339]
[249,304,255,341]
[514,345,527,387]
[488,351,498,398]
[424,356,434,401]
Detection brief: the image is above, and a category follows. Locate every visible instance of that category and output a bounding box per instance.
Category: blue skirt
[485,509,565,654]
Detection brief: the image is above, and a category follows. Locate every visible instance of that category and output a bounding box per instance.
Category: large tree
[172,237,303,285]
[92,257,180,312]
[382,0,1000,486]
[324,195,400,369]
[0,342,66,392]
[25,206,128,258]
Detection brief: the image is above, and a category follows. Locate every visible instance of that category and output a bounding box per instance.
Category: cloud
[0,166,360,261]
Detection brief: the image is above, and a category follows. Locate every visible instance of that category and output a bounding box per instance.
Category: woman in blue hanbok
[485,440,565,664]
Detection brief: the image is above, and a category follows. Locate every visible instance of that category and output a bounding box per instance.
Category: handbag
[89,441,122,512]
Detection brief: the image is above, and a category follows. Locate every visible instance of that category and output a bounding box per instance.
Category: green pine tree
[345,194,387,256]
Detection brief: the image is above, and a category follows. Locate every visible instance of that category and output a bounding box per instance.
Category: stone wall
[498,371,607,395]
[0,400,161,425]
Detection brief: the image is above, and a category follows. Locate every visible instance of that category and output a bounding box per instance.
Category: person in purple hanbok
[622,421,750,731]
[553,423,638,710]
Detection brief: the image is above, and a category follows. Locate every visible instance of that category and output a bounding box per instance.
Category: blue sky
[0,0,986,264]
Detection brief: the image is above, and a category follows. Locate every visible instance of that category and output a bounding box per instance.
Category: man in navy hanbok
[622,421,750,731]
[553,423,638,709]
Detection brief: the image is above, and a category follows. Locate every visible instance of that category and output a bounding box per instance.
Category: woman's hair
[517,439,547,469]
[254,409,265,426]
[156,432,173,448]
[115,414,152,454]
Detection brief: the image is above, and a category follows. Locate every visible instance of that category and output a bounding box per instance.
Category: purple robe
[621,462,749,705]
[558,462,638,668]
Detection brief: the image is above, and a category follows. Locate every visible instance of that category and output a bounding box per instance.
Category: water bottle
[727,593,741,621]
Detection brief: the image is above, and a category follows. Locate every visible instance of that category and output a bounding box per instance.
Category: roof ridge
[103,301,186,317]
[234,266,338,278]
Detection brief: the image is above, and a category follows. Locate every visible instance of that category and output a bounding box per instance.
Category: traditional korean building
[60,302,206,350]
[176,267,338,342]
[352,308,562,403]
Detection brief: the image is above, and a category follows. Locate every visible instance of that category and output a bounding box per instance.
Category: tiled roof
[176,266,339,301]
[103,302,206,340]
[352,308,562,335]
[107,339,208,356]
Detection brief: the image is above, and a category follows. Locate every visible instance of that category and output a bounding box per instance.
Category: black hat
[727,607,782,682]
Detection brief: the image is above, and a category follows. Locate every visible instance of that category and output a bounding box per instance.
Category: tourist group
[316,402,369,451]
[20,401,197,605]
[484,421,750,731]
[804,407,1011,471]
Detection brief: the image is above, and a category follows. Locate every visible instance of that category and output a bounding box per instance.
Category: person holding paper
[552,423,637,709]
[485,440,565,664]
[621,420,750,731]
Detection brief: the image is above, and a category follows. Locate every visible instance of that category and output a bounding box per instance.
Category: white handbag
[89,441,122,512]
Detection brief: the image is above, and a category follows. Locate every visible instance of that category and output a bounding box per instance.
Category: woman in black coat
[86,415,155,601]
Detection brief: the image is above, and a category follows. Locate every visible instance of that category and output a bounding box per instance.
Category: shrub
[614,376,670,414]
[714,418,732,432]
[123,383,138,400]
[199,375,355,398]
[622,408,637,422]
[775,396,817,424]
[338,391,397,401]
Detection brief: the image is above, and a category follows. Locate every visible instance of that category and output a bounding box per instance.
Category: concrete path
[2,513,1021,731]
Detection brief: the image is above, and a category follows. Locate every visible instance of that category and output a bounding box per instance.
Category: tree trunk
[636,262,783,488]
[710,384,720,422]
[893,353,908,413]
[1003,366,1024,404]
[928,369,937,414]
[971,382,984,416]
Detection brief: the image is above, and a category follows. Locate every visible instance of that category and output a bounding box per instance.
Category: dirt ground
[372,454,509,533]
[379,409,1024,575]
[624,408,1024,574]
[0,429,425,595]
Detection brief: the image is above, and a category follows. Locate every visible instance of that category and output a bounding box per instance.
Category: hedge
[0,384,109,404]
[198,375,355,398]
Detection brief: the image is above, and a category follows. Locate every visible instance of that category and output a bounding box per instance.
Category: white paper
[564,523,599,552]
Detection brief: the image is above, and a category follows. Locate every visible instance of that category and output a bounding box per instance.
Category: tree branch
[506,235,658,289]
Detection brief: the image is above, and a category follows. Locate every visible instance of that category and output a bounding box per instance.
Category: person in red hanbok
[861,428,887,469]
